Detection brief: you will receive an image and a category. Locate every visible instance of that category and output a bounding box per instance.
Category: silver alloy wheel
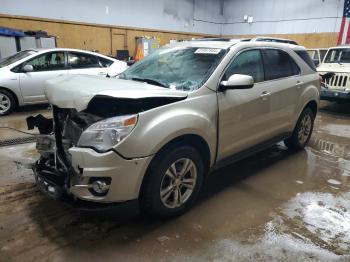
[298,114,312,145]
[160,158,197,209]
[0,94,11,114]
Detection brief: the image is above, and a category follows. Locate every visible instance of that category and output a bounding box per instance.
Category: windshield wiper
[131,77,169,88]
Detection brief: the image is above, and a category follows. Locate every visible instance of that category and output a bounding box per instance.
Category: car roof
[26,48,115,59]
[191,37,298,46]
[253,36,293,41]
[168,40,306,51]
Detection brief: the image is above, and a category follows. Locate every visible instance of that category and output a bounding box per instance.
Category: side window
[262,49,300,80]
[24,52,65,72]
[68,52,100,69]
[295,50,316,71]
[224,49,264,83]
[99,57,114,67]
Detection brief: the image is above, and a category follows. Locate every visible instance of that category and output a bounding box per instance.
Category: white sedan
[0,48,128,115]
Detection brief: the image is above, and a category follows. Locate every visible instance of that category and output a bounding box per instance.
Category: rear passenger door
[261,49,301,136]
[67,52,107,76]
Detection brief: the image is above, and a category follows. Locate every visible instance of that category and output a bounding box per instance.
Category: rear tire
[140,145,204,219]
[284,107,314,150]
[0,90,15,116]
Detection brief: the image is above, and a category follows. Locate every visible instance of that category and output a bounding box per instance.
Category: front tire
[285,107,314,150]
[0,90,15,116]
[140,146,204,219]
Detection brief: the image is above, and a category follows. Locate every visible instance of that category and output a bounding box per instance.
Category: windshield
[119,46,226,91]
[0,50,37,68]
[324,48,350,63]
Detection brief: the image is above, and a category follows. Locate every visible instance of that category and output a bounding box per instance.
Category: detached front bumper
[34,147,153,204]
[320,87,350,101]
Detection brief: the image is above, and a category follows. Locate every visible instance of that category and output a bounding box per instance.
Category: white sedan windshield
[120,47,226,91]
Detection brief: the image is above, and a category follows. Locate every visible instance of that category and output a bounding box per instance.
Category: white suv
[29,41,320,218]
[317,46,350,102]
[0,48,127,115]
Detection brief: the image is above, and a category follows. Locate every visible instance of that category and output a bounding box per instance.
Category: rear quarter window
[295,50,316,71]
[262,49,300,81]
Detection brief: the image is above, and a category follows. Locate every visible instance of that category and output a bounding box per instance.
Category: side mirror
[22,65,34,73]
[219,74,254,91]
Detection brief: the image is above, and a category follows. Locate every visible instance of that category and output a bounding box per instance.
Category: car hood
[45,75,188,111]
[317,63,350,73]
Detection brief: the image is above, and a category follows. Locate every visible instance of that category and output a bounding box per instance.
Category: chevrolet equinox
[28,41,320,218]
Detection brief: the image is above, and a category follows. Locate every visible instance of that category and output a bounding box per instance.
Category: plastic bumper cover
[68,147,153,203]
[33,147,153,204]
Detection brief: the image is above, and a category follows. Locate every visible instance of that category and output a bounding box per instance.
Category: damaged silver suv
[29,41,320,218]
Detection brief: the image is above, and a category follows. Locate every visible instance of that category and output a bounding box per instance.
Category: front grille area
[324,73,350,90]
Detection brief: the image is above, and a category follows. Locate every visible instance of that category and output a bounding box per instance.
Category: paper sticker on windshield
[195,48,221,54]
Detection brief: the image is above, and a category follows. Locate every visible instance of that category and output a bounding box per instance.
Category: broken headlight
[77,114,138,151]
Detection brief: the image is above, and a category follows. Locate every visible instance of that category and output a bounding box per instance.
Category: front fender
[115,93,218,164]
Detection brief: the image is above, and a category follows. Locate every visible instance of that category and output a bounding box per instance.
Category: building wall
[222,0,344,35]
[0,0,344,54]
[0,15,213,56]
[221,0,344,48]
[0,0,224,35]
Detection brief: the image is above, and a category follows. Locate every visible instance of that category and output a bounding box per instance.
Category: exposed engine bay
[27,95,185,202]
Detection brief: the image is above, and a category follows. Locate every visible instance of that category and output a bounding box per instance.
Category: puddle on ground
[0,103,350,261]
[319,124,350,138]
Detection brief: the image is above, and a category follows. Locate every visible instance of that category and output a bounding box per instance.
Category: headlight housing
[77,114,138,151]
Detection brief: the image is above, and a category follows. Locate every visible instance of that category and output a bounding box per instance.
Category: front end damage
[27,95,185,205]
[29,106,103,201]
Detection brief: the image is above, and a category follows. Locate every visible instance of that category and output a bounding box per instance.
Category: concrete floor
[0,104,51,141]
[0,102,350,262]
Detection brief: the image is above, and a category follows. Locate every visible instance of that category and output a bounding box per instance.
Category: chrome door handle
[98,72,106,75]
[260,91,271,100]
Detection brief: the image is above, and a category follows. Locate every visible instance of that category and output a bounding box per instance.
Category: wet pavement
[0,102,350,261]
[0,104,50,141]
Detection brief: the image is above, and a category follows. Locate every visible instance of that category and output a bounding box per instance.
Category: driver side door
[18,51,67,103]
[217,49,273,161]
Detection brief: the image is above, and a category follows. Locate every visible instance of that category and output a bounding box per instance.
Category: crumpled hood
[317,63,350,74]
[45,75,188,111]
